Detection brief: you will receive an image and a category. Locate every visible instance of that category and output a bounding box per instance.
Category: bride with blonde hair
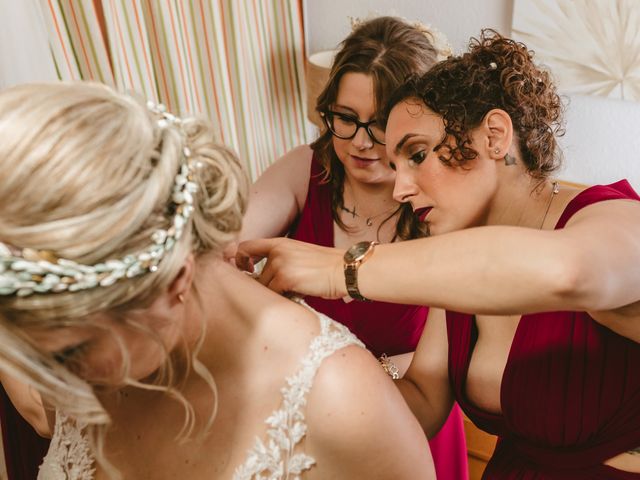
[0,82,434,480]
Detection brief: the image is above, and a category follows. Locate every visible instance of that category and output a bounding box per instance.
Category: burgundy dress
[290,154,468,480]
[447,180,640,479]
[0,385,50,480]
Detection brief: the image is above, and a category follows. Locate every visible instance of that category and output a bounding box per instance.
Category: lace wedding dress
[38,310,363,480]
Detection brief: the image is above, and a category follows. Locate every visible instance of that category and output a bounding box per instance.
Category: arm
[0,372,51,437]
[388,351,413,378]
[359,200,640,315]
[396,308,454,438]
[241,200,640,339]
[240,145,313,241]
[306,345,435,479]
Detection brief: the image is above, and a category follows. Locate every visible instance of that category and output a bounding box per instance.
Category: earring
[177,293,185,303]
[504,153,516,166]
[494,148,500,154]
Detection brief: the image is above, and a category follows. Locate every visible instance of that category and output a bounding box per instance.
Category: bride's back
[45,279,435,479]
[0,83,434,480]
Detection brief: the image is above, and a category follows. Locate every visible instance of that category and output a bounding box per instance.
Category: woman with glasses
[237,16,467,480]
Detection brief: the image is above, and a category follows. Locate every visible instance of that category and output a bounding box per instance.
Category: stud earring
[494,148,500,154]
[504,153,516,166]
[178,293,185,303]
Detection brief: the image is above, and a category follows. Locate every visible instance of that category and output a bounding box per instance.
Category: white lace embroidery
[38,411,95,480]
[37,306,362,480]
[233,311,363,480]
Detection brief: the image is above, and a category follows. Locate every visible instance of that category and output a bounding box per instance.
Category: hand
[222,240,239,266]
[237,238,346,299]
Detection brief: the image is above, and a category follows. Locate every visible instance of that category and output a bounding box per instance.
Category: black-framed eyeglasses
[320,110,386,145]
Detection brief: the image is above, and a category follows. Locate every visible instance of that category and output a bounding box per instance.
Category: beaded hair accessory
[0,101,198,297]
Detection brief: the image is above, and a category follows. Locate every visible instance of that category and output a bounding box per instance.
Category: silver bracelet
[379,353,399,380]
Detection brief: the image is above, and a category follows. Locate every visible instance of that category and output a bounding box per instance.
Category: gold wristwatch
[343,241,378,301]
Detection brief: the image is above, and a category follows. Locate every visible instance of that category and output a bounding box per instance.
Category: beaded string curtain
[40,0,310,181]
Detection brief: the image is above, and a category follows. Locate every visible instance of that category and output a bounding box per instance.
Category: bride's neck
[186,256,269,372]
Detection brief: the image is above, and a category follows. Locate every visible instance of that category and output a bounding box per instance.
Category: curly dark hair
[385,29,565,179]
[310,16,439,240]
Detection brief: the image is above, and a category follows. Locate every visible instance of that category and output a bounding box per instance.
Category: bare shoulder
[251,145,313,204]
[258,144,313,190]
[303,339,435,479]
[254,296,324,346]
[557,192,640,340]
[241,145,314,240]
[277,144,314,165]
[272,145,314,209]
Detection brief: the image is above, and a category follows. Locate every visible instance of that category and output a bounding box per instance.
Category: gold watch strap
[344,263,369,301]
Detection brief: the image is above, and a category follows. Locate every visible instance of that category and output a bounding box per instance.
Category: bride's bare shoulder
[301,342,436,479]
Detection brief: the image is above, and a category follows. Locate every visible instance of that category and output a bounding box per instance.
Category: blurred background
[1,0,639,189]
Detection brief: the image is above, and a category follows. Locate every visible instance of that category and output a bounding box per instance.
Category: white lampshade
[305,50,336,128]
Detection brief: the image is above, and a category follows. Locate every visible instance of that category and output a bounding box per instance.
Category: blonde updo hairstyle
[0,82,248,475]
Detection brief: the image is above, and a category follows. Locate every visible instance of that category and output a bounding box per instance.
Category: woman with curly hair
[240,30,640,479]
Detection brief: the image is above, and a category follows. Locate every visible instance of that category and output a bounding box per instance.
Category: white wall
[303,0,513,55]
[558,94,640,188]
[0,0,57,89]
[303,0,640,189]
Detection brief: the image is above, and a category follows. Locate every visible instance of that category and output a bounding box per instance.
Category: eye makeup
[52,340,91,364]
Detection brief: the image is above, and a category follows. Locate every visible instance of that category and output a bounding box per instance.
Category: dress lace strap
[38,303,363,480]
[234,304,363,479]
[38,411,96,480]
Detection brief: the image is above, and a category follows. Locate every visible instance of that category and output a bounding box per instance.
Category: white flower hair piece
[0,101,198,297]
[412,21,453,62]
[348,15,453,61]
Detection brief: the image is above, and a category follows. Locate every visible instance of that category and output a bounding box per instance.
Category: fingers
[235,237,342,299]
[238,238,281,258]
[255,256,274,287]
[235,249,255,273]
[222,240,239,267]
[256,253,288,294]
[236,238,284,273]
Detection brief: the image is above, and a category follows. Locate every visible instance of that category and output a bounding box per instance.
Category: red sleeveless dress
[447,180,640,479]
[0,385,50,480]
[290,155,468,480]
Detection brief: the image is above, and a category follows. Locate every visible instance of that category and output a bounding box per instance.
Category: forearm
[396,377,453,439]
[388,352,413,378]
[239,145,312,242]
[356,226,582,314]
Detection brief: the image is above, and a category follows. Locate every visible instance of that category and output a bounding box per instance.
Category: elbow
[32,419,52,438]
[20,408,51,438]
[549,248,601,309]
[397,377,448,438]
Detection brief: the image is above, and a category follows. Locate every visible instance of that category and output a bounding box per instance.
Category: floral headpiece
[0,101,198,297]
[349,15,453,61]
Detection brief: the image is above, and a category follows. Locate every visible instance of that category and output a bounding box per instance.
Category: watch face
[344,241,374,263]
